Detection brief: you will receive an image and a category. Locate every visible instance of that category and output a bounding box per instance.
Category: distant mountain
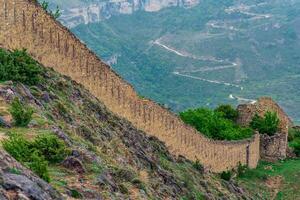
[48,0,300,124]
[49,0,200,28]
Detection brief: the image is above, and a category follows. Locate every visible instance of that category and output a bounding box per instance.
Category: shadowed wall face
[0,0,261,172]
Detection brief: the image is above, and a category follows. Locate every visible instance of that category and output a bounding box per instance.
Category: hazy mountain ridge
[53,0,200,28]
[49,0,300,124]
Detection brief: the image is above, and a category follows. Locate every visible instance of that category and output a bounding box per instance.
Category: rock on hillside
[0,51,253,199]
[0,150,62,200]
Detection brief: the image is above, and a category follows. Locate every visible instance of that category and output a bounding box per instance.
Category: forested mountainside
[51,0,300,124]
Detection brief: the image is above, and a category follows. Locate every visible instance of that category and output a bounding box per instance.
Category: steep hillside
[52,0,300,124]
[0,49,253,199]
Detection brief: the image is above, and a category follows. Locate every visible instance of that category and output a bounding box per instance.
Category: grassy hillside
[0,49,255,199]
[237,159,300,199]
[68,0,300,124]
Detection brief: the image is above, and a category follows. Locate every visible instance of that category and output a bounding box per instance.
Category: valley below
[50,0,300,123]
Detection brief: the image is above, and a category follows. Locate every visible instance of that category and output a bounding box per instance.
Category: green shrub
[41,1,62,19]
[179,108,253,140]
[250,112,280,136]
[0,49,43,85]
[2,132,68,182]
[32,134,69,164]
[2,132,32,162]
[215,104,238,121]
[70,189,83,199]
[9,98,33,127]
[290,139,300,157]
[28,151,50,182]
[237,163,248,177]
[193,160,204,172]
[288,128,300,142]
[9,168,22,175]
[220,171,232,181]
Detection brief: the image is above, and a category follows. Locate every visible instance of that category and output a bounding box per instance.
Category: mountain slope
[0,49,253,199]
[51,0,300,124]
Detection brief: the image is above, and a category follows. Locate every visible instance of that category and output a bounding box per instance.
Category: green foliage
[179,107,253,140]
[290,139,300,157]
[70,189,83,199]
[2,132,68,182]
[2,132,32,162]
[0,49,43,85]
[71,0,300,126]
[220,171,232,181]
[9,168,22,175]
[250,112,280,136]
[33,134,69,163]
[9,98,33,127]
[28,151,50,182]
[237,163,248,177]
[238,160,300,199]
[214,104,238,121]
[192,159,203,172]
[41,1,61,19]
[288,128,300,157]
[288,128,300,142]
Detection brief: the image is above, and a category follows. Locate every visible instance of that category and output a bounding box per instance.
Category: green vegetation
[0,47,255,199]
[289,128,300,157]
[40,1,62,19]
[32,134,69,163]
[237,159,300,199]
[220,170,232,181]
[0,49,43,85]
[70,189,83,199]
[2,132,68,182]
[214,104,239,121]
[28,151,50,182]
[192,159,203,172]
[250,112,280,136]
[179,106,253,140]
[9,98,33,127]
[70,0,300,124]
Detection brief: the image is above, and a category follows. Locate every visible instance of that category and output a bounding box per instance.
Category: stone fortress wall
[0,0,263,172]
[237,97,292,160]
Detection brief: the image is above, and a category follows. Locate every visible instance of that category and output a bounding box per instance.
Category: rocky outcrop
[57,0,200,28]
[0,150,62,200]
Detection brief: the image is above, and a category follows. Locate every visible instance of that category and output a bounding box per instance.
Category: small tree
[9,98,33,127]
[0,49,43,85]
[215,104,238,121]
[32,134,69,164]
[250,111,280,136]
[41,1,61,19]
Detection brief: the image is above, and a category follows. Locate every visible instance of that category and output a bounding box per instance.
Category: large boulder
[0,150,62,200]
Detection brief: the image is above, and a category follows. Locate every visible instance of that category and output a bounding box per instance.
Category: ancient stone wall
[0,0,260,172]
[237,97,291,160]
[260,133,287,161]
